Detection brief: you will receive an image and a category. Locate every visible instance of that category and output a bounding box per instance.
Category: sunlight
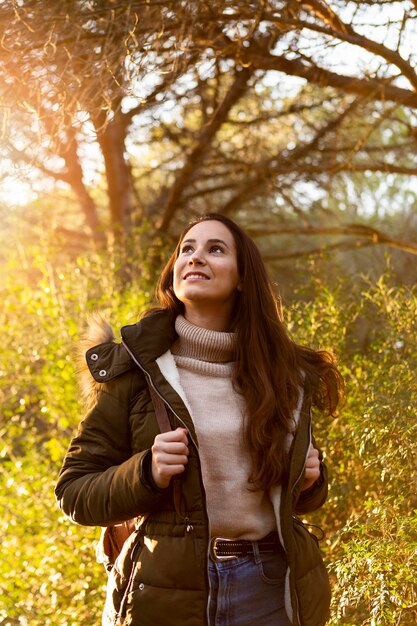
[144,536,158,553]
[0,174,38,208]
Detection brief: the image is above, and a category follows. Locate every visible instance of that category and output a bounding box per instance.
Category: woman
[55,214,343,626]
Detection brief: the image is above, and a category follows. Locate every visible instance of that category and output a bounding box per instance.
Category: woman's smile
[183,271,210,281]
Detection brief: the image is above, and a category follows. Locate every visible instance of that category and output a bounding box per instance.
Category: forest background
[0,1,416,625]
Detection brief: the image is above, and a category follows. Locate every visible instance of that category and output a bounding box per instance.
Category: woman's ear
[237,282,243,292]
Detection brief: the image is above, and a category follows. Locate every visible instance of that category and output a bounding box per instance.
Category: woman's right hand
[151,427,189,489]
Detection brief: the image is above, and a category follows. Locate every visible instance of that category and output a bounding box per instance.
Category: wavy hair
[157,213,343,490]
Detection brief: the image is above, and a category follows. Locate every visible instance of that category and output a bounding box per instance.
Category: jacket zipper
[117,524,149,623]
[121,339,212,626]
[290,413,313,626]
[121,338,200,462]
[291,418,313,497]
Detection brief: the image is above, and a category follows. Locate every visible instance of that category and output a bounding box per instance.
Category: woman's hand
[151,427,189,489]
[300,445,321,492]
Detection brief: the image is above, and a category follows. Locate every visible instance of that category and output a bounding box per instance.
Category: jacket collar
[121,309,177,368]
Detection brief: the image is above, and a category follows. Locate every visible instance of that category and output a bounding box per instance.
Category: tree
[1,0,417,255]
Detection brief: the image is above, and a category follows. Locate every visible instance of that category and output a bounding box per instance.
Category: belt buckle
[210,537,239,562]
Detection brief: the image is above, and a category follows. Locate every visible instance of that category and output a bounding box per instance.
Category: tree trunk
[95,110,137,235]
[64,133,103,239]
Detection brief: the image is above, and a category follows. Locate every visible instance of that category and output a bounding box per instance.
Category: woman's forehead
[181,220,235,245]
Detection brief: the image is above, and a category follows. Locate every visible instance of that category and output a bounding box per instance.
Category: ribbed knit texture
[171,314,236,377]
[171,315,276,539]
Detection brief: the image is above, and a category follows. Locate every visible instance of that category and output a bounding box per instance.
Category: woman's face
[173,220,242,324]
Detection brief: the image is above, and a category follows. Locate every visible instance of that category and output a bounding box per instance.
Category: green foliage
[0,230,160,625]
[1,235,416,624]
[289,275,417,625]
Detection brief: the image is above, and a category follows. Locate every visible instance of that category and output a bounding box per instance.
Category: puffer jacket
[55,309,331,626]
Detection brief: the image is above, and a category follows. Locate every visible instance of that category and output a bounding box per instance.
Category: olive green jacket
[55,309,330,626]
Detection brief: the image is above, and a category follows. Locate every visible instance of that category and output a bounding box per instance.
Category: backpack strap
[147,380,182,516]
[147,383,172,432]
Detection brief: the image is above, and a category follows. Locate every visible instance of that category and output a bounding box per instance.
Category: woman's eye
[210,245,223,253]
[181,245,193,253]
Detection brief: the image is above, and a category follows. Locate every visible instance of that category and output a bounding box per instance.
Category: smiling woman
[172,220,243,331]
[55,213,343,626]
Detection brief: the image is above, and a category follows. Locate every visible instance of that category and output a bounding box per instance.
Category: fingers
[304,465,320,482]
[151,428,189,489]
[305,445,319,469]
[301,446,321,491]
[156,427,189,446]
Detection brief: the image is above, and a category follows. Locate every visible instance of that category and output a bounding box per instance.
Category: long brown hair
[157,213,343,490]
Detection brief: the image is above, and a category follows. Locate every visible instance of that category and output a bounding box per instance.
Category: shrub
[1,240,416,624]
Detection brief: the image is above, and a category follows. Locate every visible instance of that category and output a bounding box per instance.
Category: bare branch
[220,98,362,215]
[250,225,417,256]
[262,239,374,261]
[156,67,253,232]
[242,53,417,109]
[5,149,71,185]
[122,51,201,129]
[295,0,355,35]
[267,12,417,92]
[295,163,417,176]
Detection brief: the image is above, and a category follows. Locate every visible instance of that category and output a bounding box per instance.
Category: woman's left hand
[300,445,321,491]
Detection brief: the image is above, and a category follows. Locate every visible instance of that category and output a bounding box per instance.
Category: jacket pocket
[124,586,206,626]
[292,517,331,626]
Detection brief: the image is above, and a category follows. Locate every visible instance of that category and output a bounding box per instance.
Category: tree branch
[269,11,417,92]
[295,163,417,177]
[262,239,374,261]
[156,67,253,232]
[242,52,417,109]
[121,51,200,129]
[220,98,361,215]
[296,0,355,35]
[5,145,71,184]
[249,224,417,256]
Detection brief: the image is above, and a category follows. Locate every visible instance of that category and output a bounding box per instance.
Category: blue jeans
[208,541,291,626]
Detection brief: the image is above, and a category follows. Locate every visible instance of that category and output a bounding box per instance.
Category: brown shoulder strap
[147,382,172,433]
[146,380,182,515]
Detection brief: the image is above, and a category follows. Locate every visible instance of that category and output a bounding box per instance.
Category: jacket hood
[78,309,177,407]
[78,313,126,407]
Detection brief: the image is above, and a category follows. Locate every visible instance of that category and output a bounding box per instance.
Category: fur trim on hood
[77,313,116,408]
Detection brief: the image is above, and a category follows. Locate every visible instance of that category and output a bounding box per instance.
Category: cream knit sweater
[171,315,276,540]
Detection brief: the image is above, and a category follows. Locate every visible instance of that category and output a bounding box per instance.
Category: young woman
[55,214,343,626]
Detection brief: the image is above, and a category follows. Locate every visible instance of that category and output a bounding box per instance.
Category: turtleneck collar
[171,315,237,364]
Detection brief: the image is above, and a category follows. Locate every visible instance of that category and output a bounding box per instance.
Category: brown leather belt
[210,532,281,562]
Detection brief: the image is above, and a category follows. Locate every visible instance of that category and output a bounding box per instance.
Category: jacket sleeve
[55,373,167,527]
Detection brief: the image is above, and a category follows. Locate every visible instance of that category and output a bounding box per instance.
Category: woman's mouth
[183,272,209,280]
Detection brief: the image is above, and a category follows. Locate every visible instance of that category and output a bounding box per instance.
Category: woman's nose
[188,249,205,264]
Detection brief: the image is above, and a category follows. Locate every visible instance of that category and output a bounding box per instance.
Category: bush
[1,239,416,625]
[289,276,417,625]
[0,238,154,626]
